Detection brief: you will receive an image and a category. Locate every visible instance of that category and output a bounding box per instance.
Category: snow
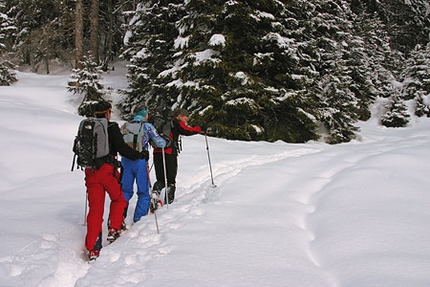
[209,34,226,47]
[174,35,190,49]
[1,68,430,287]
[192,49,220,65]
[225,97,257,109]
[252,11,275,21]
[263,32,295,48]
[233,71,251,85]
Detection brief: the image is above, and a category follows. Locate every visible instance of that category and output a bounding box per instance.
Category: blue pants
[121,158,150,222]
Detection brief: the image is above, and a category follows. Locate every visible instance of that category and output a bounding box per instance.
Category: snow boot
[165,184,176,204]
[150,196,163,213]
[153,181,164,196]
[107,228,121,243]
[88,250,100,261]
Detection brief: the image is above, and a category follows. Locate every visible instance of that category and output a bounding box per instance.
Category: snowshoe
[150,197,163,213]
[88,250,100,262]
[120,221,128,233]
[107,228,121,243]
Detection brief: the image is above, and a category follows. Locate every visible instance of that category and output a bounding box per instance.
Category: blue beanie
[135,107,148,117]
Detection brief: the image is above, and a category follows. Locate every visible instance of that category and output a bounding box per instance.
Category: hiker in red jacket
[152,108,206,208]
[85,101,147,261]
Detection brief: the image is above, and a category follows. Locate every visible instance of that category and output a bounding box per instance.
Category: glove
[140,150,149,161]
[200,124,207,133]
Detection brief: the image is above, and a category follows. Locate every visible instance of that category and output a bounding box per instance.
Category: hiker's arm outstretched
[176,120,202,136]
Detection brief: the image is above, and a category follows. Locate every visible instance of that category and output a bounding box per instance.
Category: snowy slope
[0,69,429,287]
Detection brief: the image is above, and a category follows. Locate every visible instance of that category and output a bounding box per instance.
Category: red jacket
[154,118,202,155]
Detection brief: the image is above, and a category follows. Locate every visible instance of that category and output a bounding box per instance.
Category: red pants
[84,163,127,251]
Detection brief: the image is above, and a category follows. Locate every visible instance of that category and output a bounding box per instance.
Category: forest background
[0,0,429,144]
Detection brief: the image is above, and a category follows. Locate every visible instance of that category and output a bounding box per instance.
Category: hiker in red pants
[84,101,147,261]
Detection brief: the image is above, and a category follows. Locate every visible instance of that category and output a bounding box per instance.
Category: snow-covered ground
[0,68,429,287]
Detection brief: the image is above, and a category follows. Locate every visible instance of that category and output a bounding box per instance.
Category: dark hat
[173,108,189,117]
[94,101,112,115]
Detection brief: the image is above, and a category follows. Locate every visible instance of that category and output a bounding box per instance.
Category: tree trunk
[107,0,113,61]
[75,0,84,69]
[45,56,50,74]
[90,0,100,64]
[101,0,114,70]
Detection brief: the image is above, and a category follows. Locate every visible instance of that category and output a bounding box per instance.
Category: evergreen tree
[0,0,17,85]
[99,0,131,68]
[0,62,17,85]
[68,55,110,117]
[5,0,126,72]
[401,43,430,117]
[353,11,394,98]
[414,94,430,118]
[120,0,187,116]
[381,94,410,127]
[348,0,430,53]
[301,0,363,143]
[7,0,75,72]
[180,0,316,141]
[2,0,428,142]
[118,0,430,142]
[121,0,320,142]
[375,0,430,53]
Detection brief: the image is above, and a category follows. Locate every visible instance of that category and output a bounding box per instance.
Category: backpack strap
[133,122,144,150]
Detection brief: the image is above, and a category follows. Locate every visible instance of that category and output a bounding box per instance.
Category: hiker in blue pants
[120,106,166,223]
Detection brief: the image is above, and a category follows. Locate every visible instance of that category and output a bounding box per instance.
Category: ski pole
[162,147,169,208]
[204,134,216,187]
[147,165,160,233]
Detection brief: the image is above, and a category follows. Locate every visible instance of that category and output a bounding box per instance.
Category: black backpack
[71,117,110,170]
[150,106,173,142]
